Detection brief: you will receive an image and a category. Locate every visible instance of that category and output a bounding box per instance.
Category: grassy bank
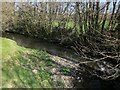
[1,37,63,88]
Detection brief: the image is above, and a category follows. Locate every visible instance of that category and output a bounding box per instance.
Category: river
[2,32,81,63]
[2,32,120,89]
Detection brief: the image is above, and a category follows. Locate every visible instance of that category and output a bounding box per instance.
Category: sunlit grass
[1,37,59,88]
[52,20,109,31]
[52,21,80,30]
[1,38,18,60]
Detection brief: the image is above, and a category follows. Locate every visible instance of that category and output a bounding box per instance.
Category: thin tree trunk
[101,2,110,32]
[108,1,117,30]
[95,2,100,30]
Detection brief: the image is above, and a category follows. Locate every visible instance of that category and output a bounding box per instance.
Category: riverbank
[1,37,77,88]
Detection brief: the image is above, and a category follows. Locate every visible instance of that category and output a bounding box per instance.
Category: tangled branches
[72,30,120,80]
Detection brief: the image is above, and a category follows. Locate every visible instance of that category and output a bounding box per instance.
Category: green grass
[52,21,80,30]
[60,67,71,75]
[1,37,59,88]
[1,38,18,59]
[52,20,109,31]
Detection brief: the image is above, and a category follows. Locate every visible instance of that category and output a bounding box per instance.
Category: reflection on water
[2,32,80,63]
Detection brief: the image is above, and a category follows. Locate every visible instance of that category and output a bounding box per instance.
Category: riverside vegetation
[1,1,120,89]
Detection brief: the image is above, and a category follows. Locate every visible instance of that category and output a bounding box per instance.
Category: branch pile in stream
[72,30,120,80]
